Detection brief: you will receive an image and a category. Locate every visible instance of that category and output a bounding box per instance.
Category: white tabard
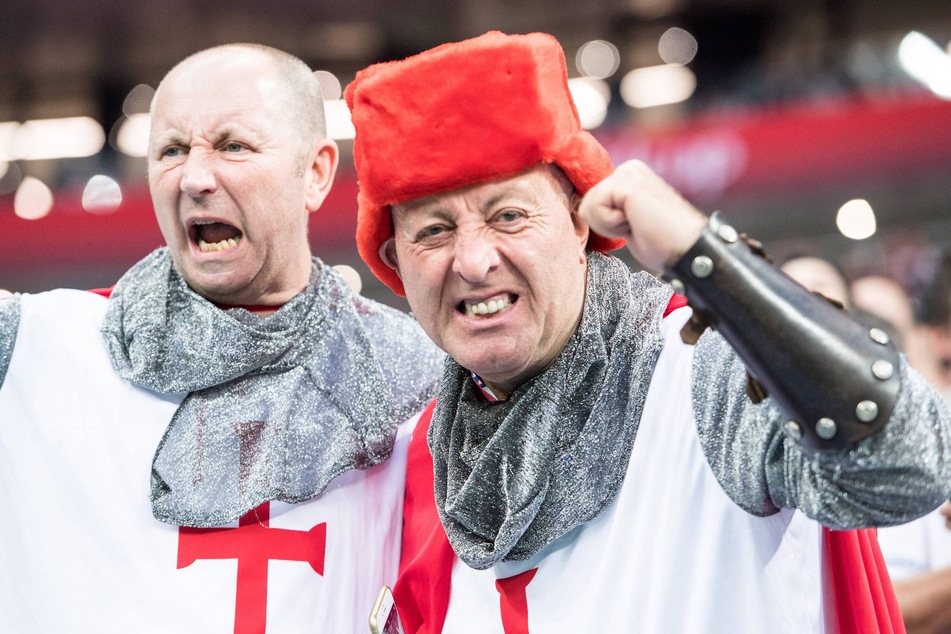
[431,306,827,633]
[0,289,417,633]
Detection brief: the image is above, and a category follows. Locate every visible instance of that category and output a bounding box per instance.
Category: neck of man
[213,302,283,317]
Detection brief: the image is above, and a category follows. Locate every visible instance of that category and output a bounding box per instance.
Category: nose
[451,229,500,283]
[179,150,218,198]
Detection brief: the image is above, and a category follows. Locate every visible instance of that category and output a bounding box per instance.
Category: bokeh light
[659,27,699,65]
[333,264,363,294]
[576,40,621,79]
[836,199,877,240]
[0,121,19,162]
[898,31,951,99]
[122,84,155,116]
[82,175,123,214]
[314,71,343,101]
[568,78,610,129]
[14,177,54,220]
[325,100,355,140]
[116,113,151,157]
[620,65,696,108]
[12,117,105,161]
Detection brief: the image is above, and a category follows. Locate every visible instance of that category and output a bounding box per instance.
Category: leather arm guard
[664,213,901,451]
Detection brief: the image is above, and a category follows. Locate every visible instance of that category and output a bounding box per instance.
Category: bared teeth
[464,295,512,317]
[198,236,240,252]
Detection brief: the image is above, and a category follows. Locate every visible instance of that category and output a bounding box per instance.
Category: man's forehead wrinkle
[151,103,269,145]
[399,177,542,214]
[393,200,453,227]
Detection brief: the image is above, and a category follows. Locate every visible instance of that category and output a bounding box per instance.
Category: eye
[161,146,184,159]
[224,142,245,153]
[492,207,527,230]
[415,224,446,242]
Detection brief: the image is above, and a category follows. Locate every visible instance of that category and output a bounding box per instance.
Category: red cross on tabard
[495,568,538,634]
[177,501,327,634]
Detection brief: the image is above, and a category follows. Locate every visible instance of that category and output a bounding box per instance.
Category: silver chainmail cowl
[101,248,444,527]
[429,253,673,570]
[0,294,21,386]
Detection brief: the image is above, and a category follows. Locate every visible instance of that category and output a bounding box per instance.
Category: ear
[305,138,339,213]
[379,238,402,280]
[570,199,590,264]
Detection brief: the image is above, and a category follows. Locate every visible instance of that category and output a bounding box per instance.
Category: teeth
[464,295,512,318]
[198,237,240,252]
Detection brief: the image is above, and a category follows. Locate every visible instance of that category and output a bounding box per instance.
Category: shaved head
[154,43,326,154]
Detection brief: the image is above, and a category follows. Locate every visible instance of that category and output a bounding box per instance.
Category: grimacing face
[387,165,589,397]
[148,49,337,306]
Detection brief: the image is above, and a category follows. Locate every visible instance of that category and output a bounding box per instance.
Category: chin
[461,357,521,384]
[181,271,247,303]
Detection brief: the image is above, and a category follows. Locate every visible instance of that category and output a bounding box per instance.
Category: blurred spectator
[780,255,904,362]
[781,255,851,307]
[858,267,951,632]
[919,250,951,398]
[852,275,944,389]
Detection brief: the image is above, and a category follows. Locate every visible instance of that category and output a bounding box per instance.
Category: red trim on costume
[496,568,538,634]
[212,303,283,314]
[394,399,455,634]
[663,293,688,317]
[87,287,115,298]
[825,527,906,634]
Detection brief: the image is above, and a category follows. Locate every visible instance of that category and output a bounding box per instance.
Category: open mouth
[459,294,517,318]
[189,220,243,253]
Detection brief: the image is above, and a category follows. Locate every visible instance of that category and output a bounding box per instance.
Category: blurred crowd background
[2,0,951,395]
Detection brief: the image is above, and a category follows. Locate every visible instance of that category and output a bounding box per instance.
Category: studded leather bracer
[665,213,901,450]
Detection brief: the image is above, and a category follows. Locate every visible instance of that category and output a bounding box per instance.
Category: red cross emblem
[495,568,538,634]
[178,501,327,634]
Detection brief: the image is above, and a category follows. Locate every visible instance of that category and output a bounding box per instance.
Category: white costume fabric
[437,307,827,632]
[879,507,951,581]
[0,287,431,633]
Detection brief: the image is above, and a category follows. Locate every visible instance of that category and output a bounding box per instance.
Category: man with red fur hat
[0,44,442,632]
[346,31,951,632]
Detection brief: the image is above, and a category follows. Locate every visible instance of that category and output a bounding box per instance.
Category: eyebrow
[148,132,181,156]
[395,182,535,219]
[153,122,263,152]
[394,204,453,225]
[482,191,507,210]
[211,123,256,141]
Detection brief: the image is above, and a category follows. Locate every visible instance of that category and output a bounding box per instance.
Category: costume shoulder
[348,291,446,415]
[0,289,109,387]
[0,294,22,387]
[350,293,438,353]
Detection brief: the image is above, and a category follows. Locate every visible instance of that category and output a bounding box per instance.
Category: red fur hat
[345,30,624,296]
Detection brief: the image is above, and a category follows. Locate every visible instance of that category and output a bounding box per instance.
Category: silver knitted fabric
[0,294,21,387]
[102,248,444,527]
[430,253,672,570]
[693,328,951,528]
